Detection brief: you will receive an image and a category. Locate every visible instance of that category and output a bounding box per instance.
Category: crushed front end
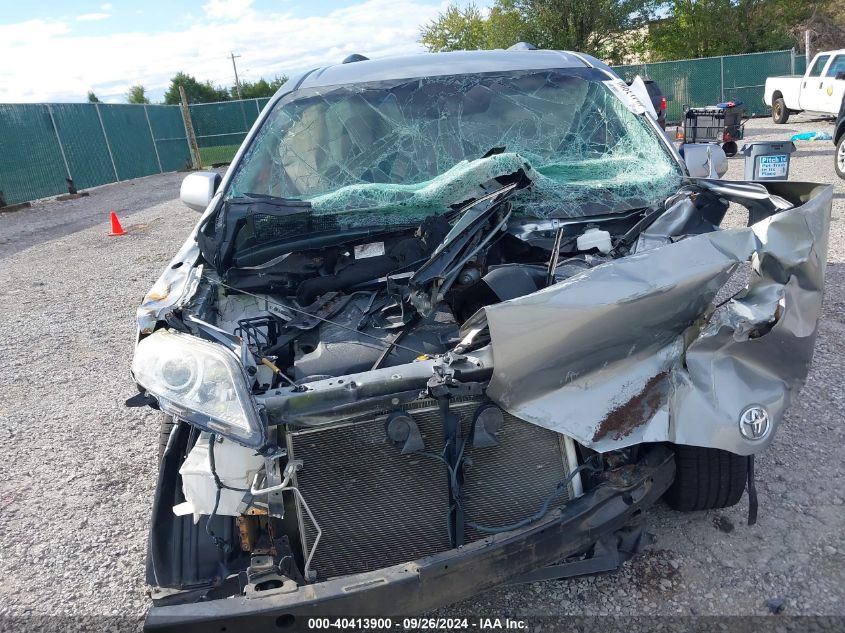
[134,177,830,632]
[129,63,832,632]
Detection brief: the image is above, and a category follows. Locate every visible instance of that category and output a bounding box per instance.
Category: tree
[87,91,100,103]
[420,0,658,64]
[484,0,532,49]
[788,0,845,54]
[420,4,490,52]
[233,75,289,99]
[648,0,836,60]
[524,0,659,62]
[163,72,231,104]
[126,84,151,104]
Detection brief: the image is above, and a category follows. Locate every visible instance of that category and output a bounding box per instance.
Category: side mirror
[681,143,728,178]
[180,172,222,212]
[835,72,845,81]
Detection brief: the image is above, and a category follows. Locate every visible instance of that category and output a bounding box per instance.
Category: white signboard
[758,154,788,179]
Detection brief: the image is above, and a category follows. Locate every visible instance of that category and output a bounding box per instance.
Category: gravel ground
[0,117,842,630]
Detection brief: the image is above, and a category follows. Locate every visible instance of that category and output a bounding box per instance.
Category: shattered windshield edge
[226,68,683,225]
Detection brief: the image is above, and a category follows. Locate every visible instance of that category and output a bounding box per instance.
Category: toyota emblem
[739,405,770,440]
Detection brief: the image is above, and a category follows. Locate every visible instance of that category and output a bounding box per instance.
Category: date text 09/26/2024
[307,618,528,630]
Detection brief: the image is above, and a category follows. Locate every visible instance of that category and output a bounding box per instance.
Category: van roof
[290,49,614,92]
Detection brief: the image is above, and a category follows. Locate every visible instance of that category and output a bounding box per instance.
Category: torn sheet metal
[136,239,202,335]
[484,180,831,455]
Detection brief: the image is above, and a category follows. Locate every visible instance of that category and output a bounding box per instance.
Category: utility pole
[805,30,812,65]
[230,52,243,100]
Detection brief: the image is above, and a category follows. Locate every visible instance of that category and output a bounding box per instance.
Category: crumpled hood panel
[484,180,832,455]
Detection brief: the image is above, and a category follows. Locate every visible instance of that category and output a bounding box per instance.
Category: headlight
[132,329,265,447]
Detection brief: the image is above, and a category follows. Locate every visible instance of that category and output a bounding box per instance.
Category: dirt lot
[0,116,843,630]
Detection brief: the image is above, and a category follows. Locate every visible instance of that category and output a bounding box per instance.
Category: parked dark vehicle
[628,78,667,129]
[835,94,845,179]
[130,49,832,632]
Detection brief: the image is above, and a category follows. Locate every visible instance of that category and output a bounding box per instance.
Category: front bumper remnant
[144,446,675,633]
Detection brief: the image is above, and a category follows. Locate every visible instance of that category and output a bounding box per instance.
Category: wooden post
[179,85,203,169]
[805,30,812,68]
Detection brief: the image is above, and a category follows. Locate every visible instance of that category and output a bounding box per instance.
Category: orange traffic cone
[108,211,126,236]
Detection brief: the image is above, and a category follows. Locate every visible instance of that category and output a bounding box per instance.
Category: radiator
[286,396,577,579]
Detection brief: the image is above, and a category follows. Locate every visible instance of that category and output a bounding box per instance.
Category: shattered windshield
[227,69,682,223]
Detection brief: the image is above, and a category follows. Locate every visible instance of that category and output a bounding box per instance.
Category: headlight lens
[132,329,264,447]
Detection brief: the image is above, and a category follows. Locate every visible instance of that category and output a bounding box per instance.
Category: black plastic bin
[681,105,746,156]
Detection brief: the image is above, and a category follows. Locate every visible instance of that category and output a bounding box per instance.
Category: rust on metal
[144,283,172,302]
[237,515,261,552]
[593,372,669,442]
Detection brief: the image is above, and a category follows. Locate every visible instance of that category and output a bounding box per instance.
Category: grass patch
[199,144,241,166]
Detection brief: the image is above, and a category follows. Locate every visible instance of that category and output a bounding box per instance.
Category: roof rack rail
[342,53,370,64]
[508,42,538,50]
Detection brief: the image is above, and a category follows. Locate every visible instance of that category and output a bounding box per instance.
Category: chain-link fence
[613,49,806,123]
[189,97,271,166]
[0,102,190,206]
[0,49,811,208]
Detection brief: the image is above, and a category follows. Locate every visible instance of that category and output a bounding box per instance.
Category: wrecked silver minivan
[130,50,832,631]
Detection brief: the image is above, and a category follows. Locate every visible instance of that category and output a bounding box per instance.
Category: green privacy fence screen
[613,49,806,123]
[0,102,191,206]
[0,50,809,207]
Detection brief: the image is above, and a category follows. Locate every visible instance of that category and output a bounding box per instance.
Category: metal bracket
[250,458,302,495]
[243,555,299,599]
[507,525,649,585]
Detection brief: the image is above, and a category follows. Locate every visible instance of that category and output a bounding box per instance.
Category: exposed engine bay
[195,172,665,390]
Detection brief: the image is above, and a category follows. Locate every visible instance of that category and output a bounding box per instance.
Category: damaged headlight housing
[132,329,264,447]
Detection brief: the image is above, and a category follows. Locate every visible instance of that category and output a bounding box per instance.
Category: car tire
[721,141,738,157]
[836,134,845,180]
[663,445,748,511]
[158,415,177,461]
[772,98,789,124]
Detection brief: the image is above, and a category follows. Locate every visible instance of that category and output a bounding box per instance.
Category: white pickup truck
[764,50,845,123]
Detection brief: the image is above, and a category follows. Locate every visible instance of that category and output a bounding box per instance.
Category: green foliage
[420,4,490,51]
[164,72,289,104]
[420,0,658,63]
[164,72,231,105]
[126,84,150,104]
[232,76,289,99]
[649,0,832,59]
[86,91,100,103]
[481,3,527,49]
[422,0,840,62]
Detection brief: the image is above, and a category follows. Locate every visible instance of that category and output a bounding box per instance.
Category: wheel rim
[838,140,845,172]
[774,103,782,119]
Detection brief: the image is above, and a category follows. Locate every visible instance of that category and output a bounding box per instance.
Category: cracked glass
[228,69,683,224]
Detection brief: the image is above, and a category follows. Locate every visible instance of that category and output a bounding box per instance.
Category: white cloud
[203,0,253,21]
[76,12,110,21]
[0,19,69,45]
[0,0,443,103]
[100,3,113,10]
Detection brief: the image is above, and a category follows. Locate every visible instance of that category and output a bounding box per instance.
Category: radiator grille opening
[286,397,575,579]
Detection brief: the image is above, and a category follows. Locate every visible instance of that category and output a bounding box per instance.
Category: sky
[0,0,494,104]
